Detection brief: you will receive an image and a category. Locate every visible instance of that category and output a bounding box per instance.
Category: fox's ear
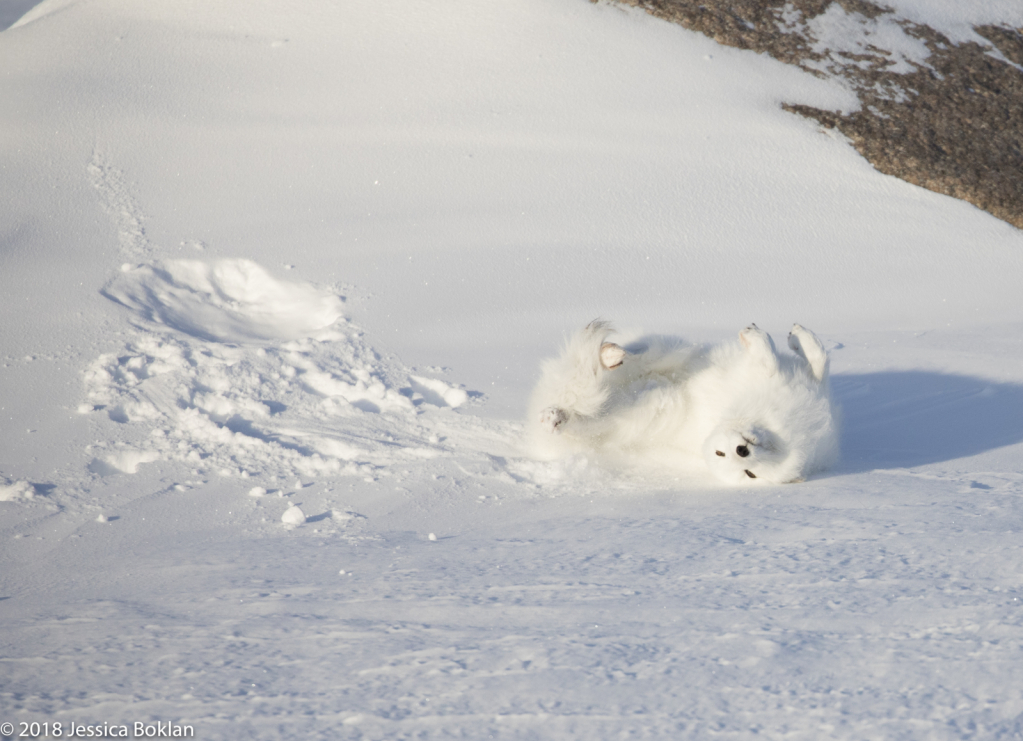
[739,324,779,376]
[788,324,829,382]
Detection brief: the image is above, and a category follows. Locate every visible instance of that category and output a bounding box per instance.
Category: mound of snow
[103,259,346,343]
[83,260,494,482]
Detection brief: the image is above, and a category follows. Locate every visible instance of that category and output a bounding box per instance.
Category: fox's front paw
[600,342,626,370]
[539,406,569,434]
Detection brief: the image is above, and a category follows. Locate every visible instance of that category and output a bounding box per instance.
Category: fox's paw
[539,406,569,434]
[739,323,780,375]
[739,323,770,349]
[788,324,829,381]
[599,342,626,370]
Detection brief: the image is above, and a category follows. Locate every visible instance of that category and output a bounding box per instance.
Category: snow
[280,504,306,527]
[0,0,38,31]
[0,477,35,502]
[780,3,933,74]
[103,259,347,343]
[879,0,1023,47]
[2,0,1023,738]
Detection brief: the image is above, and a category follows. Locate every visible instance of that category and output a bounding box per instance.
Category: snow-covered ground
[2,0,1023,738]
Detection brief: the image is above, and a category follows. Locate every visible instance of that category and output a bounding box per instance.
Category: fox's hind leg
[740,323,780,375]
[531,320,626,436]
[787,324,829,381]
[538,405,569,434]
[600,341,626,370]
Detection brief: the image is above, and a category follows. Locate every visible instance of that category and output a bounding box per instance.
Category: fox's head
[703,324,839,484]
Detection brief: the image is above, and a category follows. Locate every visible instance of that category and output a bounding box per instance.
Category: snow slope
[2,0,1023,738]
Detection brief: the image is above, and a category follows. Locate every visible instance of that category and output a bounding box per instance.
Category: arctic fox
[526,321,839,484]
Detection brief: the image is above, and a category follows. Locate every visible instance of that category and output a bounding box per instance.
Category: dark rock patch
[613,0,1023,229]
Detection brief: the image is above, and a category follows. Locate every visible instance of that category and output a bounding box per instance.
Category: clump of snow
[281,504,306,526]
[87,449,160,476]
[409,375,468,408]
[95,513,110,523]
[302,365,414,414]
[247,486,268,498]
[0,477,36,502]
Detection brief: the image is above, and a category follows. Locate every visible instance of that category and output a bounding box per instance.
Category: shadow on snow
[832,371,1023,472]
[0,0,45,31]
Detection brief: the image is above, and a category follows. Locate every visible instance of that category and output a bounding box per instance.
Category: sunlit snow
[2,0,1023,738]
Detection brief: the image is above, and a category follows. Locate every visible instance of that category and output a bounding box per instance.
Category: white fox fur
[526,321,839,484]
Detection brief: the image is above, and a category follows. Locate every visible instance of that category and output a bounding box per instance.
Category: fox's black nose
[736,445,750,457]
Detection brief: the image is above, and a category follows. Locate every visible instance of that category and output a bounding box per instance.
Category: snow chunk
[0,478,36,502]
[410,375,468,408]
[88,450,160,476]
[303,369,414,413]
[281,504,306,526]
[248,486,268,498]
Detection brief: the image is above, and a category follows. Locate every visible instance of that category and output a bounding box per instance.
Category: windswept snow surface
[2,0,1023,738]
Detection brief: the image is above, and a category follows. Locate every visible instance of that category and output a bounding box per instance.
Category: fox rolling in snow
[527,321,839,484]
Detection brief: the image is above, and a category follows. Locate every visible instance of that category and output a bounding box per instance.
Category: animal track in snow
[88,150,154,261]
